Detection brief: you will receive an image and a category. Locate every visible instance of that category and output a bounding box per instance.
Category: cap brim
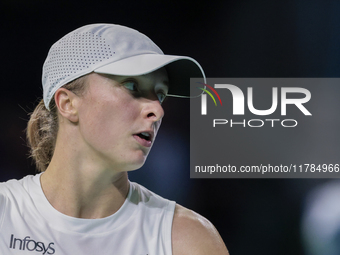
[94,54,206,97]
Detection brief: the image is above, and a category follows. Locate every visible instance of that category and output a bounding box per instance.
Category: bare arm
[172,204,229,255]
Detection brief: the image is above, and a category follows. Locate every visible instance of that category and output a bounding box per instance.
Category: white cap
[42,23,206,110]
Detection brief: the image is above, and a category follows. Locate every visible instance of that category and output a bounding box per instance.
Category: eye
[154,83,168,104]
[157,91,167,104]
[122,80,139,92]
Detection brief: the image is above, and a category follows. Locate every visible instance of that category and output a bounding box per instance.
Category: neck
[40,151,130,219]
[39,119,133,219]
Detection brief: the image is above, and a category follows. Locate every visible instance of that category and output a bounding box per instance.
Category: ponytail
[26,75,88,172]
[27,100,58,172]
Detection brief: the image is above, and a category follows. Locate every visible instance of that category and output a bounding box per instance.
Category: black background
[1,1,340,254]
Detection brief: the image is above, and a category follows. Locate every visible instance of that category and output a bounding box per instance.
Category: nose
[142,98,165,123]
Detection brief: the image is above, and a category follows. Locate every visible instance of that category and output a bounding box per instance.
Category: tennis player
[0,24,229,254]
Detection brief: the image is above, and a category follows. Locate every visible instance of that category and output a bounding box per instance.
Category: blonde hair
[26,75,88,172]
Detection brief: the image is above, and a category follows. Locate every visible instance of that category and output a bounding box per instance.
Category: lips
[133,131,153,147]
[138,132,151,141]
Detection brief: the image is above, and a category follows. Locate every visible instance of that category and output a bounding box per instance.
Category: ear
[54,88,79,123]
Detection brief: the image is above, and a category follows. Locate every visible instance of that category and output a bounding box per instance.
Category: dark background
[1,1,339,254]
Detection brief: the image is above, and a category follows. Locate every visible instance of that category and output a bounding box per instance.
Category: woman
[0,24,228,254]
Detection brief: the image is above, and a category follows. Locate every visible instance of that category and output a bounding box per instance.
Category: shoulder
[0,178,20,195]
[0,175,35,192]
[0,175,37,202]
[172,204,229,255]
[130,181,170,208]
[0,178,25,220]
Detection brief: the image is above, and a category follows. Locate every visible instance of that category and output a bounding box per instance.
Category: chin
[125,155,148,171]
[114,149,149,171]
[126,161,146,172]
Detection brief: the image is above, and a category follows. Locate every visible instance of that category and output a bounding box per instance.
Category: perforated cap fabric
[42,23,206,110]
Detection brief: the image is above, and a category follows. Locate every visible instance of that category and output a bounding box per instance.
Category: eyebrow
[102,73,169,89]
[133,75,170,88]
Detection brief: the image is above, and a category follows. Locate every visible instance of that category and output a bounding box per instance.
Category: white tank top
[0,174,176,254]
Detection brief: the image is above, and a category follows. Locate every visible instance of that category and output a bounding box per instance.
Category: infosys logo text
[9,234,55,254]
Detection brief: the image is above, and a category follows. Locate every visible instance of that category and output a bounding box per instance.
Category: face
[75,68,169,172]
